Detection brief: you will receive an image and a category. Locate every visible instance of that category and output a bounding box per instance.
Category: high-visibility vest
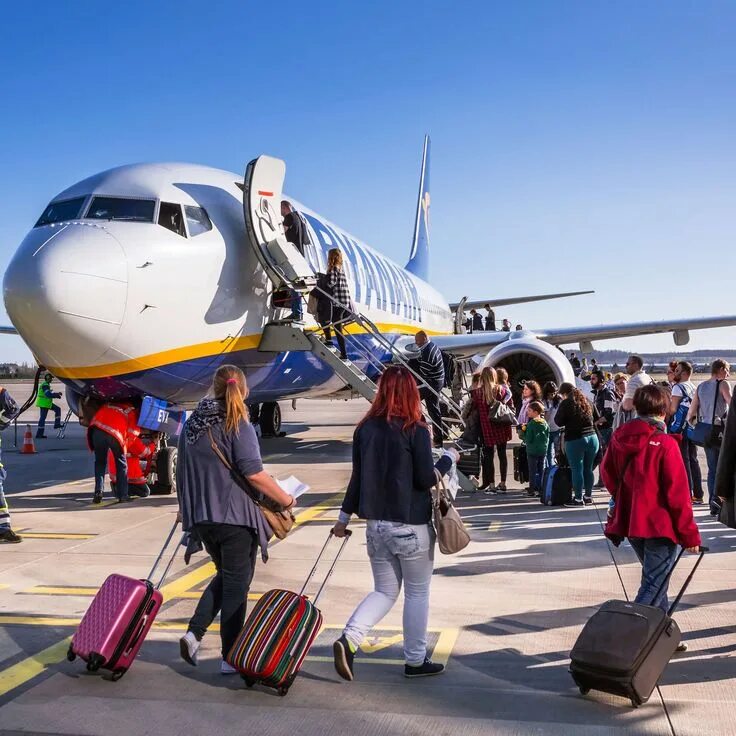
[35,382,53,409]
[89,404,137,450]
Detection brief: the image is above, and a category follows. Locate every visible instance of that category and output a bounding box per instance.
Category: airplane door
[243,155,314,289]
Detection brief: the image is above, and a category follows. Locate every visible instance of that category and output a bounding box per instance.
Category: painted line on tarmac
[0,491,345,699]
[0,638,72,698]
[19,585,264,602]
[15,531,96,540]
[486,520,502,532]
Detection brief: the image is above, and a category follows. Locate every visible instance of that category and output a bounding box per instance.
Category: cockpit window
[184,205,213,237]
[34,197,86,227]
[86,196,155,223]
[158,202,186,237]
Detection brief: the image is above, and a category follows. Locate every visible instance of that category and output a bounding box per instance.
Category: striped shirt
[418,341,445,386]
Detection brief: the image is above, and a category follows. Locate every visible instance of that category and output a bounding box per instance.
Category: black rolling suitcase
[513,445,528,483]
[570,546,707,707]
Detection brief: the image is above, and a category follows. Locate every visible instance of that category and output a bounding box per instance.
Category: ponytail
[213,365,249,434]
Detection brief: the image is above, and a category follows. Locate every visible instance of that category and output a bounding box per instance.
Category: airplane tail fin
[406,135,431,280]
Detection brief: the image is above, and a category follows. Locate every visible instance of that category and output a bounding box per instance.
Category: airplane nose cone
[4,223,128,369]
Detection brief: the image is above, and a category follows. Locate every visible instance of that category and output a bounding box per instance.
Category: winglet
[406,135,431,280]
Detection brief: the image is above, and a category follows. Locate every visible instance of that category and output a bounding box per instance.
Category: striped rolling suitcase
[67,521,181,680]
[226,531,351,696]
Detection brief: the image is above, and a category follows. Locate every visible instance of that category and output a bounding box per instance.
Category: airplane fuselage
[4,163,452,407]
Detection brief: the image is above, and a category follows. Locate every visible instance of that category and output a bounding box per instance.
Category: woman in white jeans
[332,366,457,680]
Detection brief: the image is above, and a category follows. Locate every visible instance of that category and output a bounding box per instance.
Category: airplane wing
[432,314,736,358]
[0,325,18,335]
[450,290,594,312]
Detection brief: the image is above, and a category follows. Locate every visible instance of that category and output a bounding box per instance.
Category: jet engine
[480,332,575,404]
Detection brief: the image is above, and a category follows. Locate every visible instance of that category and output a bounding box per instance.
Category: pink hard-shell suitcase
[68,521,181,680]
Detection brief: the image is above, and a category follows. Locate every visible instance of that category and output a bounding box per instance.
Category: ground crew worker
[88,402,137,504]
[35,372,62,439]
[109,425,157,498]
[0,386,20,543]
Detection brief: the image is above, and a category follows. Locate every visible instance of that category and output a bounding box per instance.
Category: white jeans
[343,520,435,666]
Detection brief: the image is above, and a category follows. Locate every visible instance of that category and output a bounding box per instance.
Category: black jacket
[341,418,451,524]
[592,386,616,429]
[715,392,736,501]
[554,397,596,441]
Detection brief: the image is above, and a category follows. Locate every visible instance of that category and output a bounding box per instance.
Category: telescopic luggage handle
[299,530,352,606]
[666,546,708,616]
[147,519,184,590]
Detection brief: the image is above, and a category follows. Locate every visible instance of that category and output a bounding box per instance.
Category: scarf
[185,398,226,445]
[641,416,667,433]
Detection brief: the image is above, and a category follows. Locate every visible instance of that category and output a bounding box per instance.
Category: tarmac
[1,396,735,736]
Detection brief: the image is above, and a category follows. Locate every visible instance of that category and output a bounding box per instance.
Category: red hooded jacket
[601,419,701,549]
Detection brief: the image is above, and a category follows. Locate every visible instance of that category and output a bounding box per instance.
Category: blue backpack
[668,383,692,434]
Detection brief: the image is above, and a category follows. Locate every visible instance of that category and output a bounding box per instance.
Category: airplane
[4,136,736,444]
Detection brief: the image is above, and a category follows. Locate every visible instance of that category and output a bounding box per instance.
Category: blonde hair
[613,372,628,383]
[327,248,343,271]
[479,366,498,404]
[496,367,509,384]
[213,365,249,434]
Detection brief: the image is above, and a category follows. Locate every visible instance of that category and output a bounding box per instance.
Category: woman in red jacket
[602,384,701,615]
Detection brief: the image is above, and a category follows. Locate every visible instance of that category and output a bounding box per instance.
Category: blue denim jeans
[565,434,600,500]
[629,537,679,612]
[704,445,721,511]
[527,453,545,494]
[546,430,560,468]
[290,289,303,319]
[343,521,435,665]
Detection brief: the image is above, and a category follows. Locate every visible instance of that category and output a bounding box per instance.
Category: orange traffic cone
[21,425,37,454]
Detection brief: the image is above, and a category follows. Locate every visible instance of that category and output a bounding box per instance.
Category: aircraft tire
[151,446,177,495]
[260,402,282,437]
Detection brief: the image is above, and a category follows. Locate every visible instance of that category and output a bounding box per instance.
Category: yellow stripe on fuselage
[47,323,451,380]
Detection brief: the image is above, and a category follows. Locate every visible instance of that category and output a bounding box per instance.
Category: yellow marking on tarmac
[359,634,404,653]
[0,638,72,698]
[22,586,99,596]
[0,585,9,591]
[17,532,96,540]
[432,627,460,667]
[487,520,502,532]
[0,616,81,626]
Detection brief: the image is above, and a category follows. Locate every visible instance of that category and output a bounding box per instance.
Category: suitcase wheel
[66,646,76,662]
[86,653,104,673]
[631,699,640,709]
[242,676,256,689]
[277,686,289,697]
[111,669,126,682]
[578,687,590,696]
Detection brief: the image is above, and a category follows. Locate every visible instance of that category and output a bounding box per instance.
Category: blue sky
[1,1,734,363]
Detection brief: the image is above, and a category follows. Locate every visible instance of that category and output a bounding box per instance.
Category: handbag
[487,398,518,426]
[688,380,724,449]
[207,429,295,540]
[431,470,471,555]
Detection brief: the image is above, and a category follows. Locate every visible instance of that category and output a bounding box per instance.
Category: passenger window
[158,202,186,237]
[184,205,213,237]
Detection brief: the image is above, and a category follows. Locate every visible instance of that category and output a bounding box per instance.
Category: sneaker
[333,634,355,681]
[564,499,585,508]
[220,660,238,675]
[692,496,704,505]
[179,631,200,666]
[404,658,445,678]
[484,486,498,495]
[92,492,103,505]
[526,489,536,498]
[0,528,22,544]
[496,483,507,494]
[676,642,688,653]
[118,496,133,504]
[583,494,592,504]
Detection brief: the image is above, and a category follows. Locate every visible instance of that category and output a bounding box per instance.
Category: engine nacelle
[481,332,575,401]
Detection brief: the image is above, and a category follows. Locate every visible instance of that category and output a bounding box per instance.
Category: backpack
[668,383,693,434]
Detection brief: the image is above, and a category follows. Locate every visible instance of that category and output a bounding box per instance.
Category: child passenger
[519,401,549,497]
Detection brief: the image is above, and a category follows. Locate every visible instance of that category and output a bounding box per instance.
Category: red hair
[360,366,425,431]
